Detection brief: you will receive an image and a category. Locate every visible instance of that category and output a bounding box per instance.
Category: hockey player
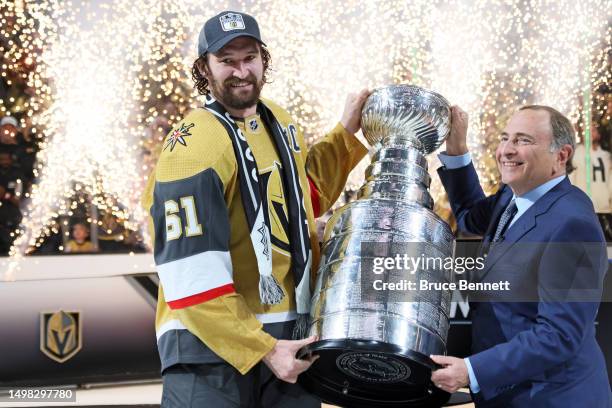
[142,10,370,407]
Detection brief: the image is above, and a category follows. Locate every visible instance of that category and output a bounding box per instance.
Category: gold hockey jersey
[142,98,367,374]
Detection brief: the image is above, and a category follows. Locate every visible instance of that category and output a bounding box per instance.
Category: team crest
[40,310,82,363]
[249,119,259,132]
[219,13,245,31]
[164,123,194,152]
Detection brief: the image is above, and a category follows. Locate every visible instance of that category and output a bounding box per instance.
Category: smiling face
[496,109,571,196]
[203,36,264,114]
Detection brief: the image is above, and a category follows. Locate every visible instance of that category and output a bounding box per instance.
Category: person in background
[570,119,612,240]
[0,116,20,146]
[0,150,23,254]
[15,115,38,186]
[64,222,97,253]
[97,211,128,252]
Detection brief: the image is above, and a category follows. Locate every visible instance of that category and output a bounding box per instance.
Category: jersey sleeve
[143,112,276,373]
[304,123,369,216]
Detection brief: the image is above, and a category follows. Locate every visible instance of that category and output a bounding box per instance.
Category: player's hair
[191,44,271,96]
[72,221,89,231]
[519,105,575,174]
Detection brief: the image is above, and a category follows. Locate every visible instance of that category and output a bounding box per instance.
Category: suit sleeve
[305,123,368,216]
[437,162,499,236]
[468,216,607,400]
[149,140,276,374]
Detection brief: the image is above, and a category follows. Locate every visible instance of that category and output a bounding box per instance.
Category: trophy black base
[297,339,451,408]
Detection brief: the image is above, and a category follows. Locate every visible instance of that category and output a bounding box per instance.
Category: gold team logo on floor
[40,310,82,363]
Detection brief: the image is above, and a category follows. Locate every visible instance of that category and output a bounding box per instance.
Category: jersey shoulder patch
[156,108,236,183]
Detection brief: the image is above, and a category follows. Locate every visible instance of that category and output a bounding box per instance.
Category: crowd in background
[0,115,36,254]
[0,36,147,254]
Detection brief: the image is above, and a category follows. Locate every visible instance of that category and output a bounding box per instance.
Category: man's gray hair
[519,105,575,174]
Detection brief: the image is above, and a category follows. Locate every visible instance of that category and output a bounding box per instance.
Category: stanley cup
[298,85,456,408]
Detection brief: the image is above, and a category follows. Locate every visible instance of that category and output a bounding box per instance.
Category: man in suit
[430,105,611,407]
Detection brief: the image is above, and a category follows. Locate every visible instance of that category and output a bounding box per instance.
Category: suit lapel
[475,178,572,283]
[477,211,537,282]
[471,186,512,282]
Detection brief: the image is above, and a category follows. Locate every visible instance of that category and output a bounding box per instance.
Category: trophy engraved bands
[298,85,456,407]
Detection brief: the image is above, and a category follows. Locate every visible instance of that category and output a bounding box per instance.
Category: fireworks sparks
[0,0,610,258]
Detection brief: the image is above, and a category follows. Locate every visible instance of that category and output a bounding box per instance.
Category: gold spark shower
[0,0,609,258]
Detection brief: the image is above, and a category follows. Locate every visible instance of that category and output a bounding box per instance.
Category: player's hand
[262,335,319,383]
[446,106,469,156]
[340,89,371,134]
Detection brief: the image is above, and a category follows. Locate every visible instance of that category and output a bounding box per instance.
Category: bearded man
[143,10,370,408]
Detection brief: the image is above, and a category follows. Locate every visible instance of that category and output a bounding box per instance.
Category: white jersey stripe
[156,319,187,341]
[255,310,297,324]
[157,251,233,302]
[156,311,298,340]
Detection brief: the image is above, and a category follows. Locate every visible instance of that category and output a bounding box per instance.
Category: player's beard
[210,73,263,111]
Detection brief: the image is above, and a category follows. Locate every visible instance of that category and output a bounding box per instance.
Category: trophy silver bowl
[298,85,455,407]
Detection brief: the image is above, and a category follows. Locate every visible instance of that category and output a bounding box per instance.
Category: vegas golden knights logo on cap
[219,13,245,31]
[40,310,82,363]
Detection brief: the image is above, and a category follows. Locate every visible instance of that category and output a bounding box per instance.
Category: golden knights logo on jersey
[260,161,290,255]
[40,310,82,363]
[164,123,194,152]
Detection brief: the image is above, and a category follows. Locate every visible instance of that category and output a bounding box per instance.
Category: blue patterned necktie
[492,199,518,243]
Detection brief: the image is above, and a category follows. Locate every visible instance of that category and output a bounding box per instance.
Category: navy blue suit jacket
[438,163,611,407]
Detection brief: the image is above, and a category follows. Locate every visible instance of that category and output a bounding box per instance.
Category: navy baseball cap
[197,11,266,56]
